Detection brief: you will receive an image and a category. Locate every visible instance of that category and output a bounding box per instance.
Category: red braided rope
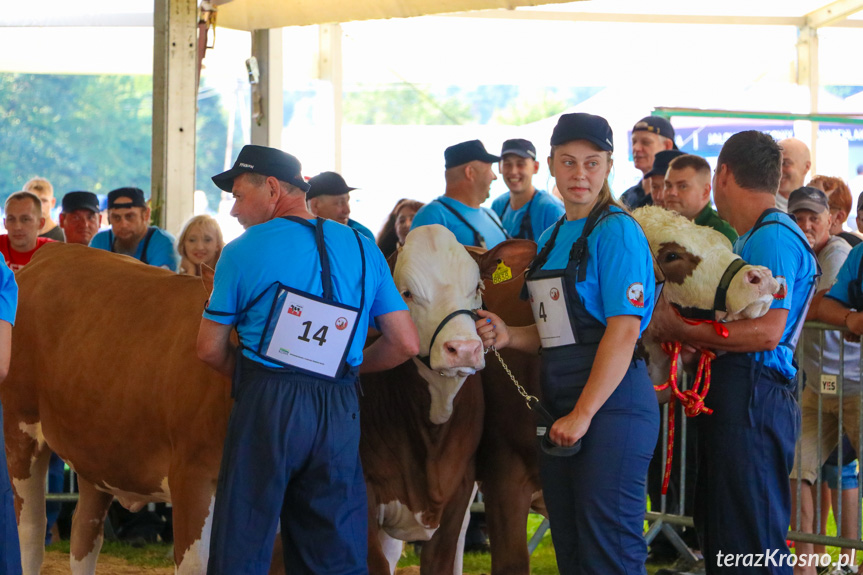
[653,341,718,495]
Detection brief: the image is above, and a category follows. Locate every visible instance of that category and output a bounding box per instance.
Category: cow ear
[200,263,216,295]
[468,239,538,282]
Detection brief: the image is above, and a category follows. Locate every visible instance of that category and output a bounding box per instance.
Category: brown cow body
[2,243,229,574]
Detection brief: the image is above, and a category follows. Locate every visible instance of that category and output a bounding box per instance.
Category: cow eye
[402,290,413,299]
[664,253,680,262]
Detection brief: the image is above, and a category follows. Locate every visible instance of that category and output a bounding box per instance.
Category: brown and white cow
[360,225,536,575]
[2,243,228,575]
[632,206,779,386]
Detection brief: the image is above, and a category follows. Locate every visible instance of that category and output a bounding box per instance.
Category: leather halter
[416,309,480,371]
[670,257,748,321]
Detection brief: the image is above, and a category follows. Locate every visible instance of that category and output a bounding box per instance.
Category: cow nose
[442,339,483,367]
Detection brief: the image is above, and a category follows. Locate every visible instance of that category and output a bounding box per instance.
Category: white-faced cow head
[393,225,536,424]
[633,206,779,321]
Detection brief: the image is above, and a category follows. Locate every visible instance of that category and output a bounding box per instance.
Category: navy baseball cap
[108,187,147,209]
[632,116,675,140]
[306,172,357,200]
[788,186,829,214]
[500,139,537,160]
[445,140,500,169]
[645,150,687,178]
[550,113,614,151]
[212,145,310,193]
[61,191,100,214]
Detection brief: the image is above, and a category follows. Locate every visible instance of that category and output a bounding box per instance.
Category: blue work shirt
[735,210,817,379]
[535,207,656,334]
[0,259,16,326]
[90,227,180,272]
[348,218,376,241]
[411,196,508,248]
[827,241,863,312]
[203,217,406,368]
[491,190,564,241]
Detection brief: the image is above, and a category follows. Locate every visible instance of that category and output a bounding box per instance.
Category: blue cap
[61,191,100,213]
[645,150,687,178]
[550,113,613,151]
[108,187,147,209]
[500,139,536,160]
[444,140,500,169]
[788,186,829,214]
[212,145,310,192]
[307,171,357,200]
[632,116,675,140]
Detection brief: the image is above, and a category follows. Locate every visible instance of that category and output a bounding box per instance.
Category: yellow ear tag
[492,260,513,284]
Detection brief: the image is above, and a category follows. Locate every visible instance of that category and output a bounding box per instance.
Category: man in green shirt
[660,153,738,244]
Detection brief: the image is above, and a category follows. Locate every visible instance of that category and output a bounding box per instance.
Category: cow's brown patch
[656,242,702,285]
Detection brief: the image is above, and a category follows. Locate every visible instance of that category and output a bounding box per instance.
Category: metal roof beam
[444,10,863,28]
[806,0,863,28]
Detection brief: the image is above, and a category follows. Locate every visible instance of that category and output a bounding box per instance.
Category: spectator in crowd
[0,256,18,574]
[23,176,65,242]
[0,191,55,271]
[641,149,684,208]
[651,131,818,575]
[808,175,859,245]
[776,138,811,212]
[412,139,508,248]
[90,187,179,271]
[787,186,859,574]
[58,191,101,246]
[376,199,424,257]
[620,116,676,209]
[306,171,375,240]
[177,215,224,276]
[491,138,563,240]
[655,153,737,244]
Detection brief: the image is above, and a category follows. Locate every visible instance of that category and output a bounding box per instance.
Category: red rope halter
[653,310,728,495]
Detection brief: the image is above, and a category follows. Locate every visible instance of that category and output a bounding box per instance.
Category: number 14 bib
[260,287,359,379]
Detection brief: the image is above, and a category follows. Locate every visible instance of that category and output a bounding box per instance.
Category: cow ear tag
[492,259,513,284]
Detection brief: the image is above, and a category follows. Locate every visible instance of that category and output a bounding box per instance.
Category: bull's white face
[395,225,485,376]
[634,206,779,321]
[394,226,485,425]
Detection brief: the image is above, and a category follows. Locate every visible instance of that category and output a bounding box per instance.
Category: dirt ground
[40,550,423,574]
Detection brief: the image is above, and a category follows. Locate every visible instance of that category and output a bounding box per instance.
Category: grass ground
[46,510,863,574]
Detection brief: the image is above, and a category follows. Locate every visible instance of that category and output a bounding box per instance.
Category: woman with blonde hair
[177,215,224,276]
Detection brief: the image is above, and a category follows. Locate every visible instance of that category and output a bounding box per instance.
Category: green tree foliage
[0,73,152,203]
[0,73,234,212]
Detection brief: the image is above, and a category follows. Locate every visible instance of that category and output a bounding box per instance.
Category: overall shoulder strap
[138,227,158,265]
[434,199,484,247]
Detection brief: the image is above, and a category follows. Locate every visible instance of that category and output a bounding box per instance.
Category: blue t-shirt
[348,218,376,241]
[411,196,508,248]
[203,217,407,367]
[734,210,817,379]
[491,190,564,241]
[535,207,656,334]
[827,241,863,307]
[0,258,17,326]
[90,227,180,272]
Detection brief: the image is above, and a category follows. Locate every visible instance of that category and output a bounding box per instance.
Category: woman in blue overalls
[477,112,659,574]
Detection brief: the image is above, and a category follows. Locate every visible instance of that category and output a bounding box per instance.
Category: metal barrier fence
[644,321,863,561]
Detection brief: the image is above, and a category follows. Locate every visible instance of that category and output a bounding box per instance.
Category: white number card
[264,291,358,378]
[821,374,838,395]
[527,276,575,348]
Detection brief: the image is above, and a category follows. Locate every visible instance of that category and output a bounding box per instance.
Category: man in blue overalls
[0,257,20,575]
[198,145,419,574]
[651,131,817,574]
[411,139,509,248]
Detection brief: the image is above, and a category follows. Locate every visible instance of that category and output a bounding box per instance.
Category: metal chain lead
[490,347,539,408]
